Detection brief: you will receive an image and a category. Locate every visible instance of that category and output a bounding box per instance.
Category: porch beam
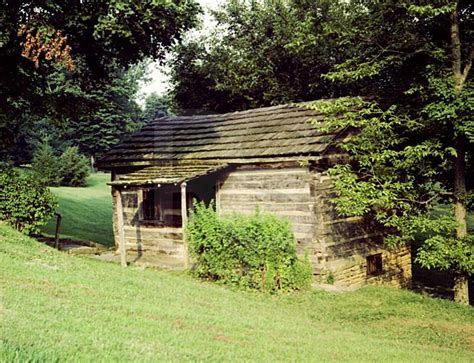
[215,180,221,215]
[181,182,189,269]
[114,188,127,267]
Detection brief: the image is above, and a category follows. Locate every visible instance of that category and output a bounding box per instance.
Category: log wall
[218,166,322,269]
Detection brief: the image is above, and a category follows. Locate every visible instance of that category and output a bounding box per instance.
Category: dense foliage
[169,0,353,113]
[186,202,312,292]
[1,0,201,163]
[0,166,57,234]
[307,1,473,304]
[307,97,473,275]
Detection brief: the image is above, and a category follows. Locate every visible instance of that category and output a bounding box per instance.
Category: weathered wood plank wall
[218,166,319,264]
[110,164,411,288]
[111,187,185,263]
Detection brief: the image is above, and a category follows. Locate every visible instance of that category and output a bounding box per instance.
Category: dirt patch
[33,234,110,255]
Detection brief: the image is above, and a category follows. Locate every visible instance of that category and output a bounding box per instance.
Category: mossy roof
[108,163,228,186]
[97,102,340,169]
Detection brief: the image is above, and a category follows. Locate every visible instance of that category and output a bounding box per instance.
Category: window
[366,253,383,276]
[142,189,162,221]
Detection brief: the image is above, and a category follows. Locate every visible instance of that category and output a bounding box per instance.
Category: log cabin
[96,102,411,288]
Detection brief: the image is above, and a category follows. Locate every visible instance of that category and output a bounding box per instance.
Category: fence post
[54,213,62,249]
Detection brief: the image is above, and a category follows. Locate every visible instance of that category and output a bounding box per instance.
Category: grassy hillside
[41,173,114,246]
[1,224,473,362]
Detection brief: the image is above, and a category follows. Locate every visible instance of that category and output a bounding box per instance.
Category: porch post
[181,182,189,269]
[215,180,221,216]
[114,188,127,267]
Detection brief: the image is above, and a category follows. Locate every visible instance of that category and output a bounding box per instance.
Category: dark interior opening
[139,172,222,228]
[143,189,162,221]
[367,253,383,276]
[186,173,220,209]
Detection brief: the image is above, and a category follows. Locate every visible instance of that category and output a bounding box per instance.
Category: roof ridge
[154,103,297,123]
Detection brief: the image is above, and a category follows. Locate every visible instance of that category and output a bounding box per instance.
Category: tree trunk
[454,139,467,238]
[453,139,469,305]
[451,5,470,305]
[453,273,469,305]
[90,155,96,173]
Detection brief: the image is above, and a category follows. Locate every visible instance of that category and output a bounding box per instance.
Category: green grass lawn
[41,173,114,247]
[0,224,473,362]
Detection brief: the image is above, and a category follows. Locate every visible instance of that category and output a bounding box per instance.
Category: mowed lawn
[0,224,473,362]
[41,173,114,246]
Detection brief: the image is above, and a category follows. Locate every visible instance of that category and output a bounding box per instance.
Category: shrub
[59,146,90,187]
[0,167,57,234]
[186,201,313,292]
[32,138,62,186]
[32,140,90,187]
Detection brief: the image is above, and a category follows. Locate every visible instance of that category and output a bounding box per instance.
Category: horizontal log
[222,211,314,224]
[324,233,383,247]
[124,228,182,241]
[124,245,184,257]
[219,188,309,196]
[220,202,313,212]
[124,239,184,254]
[220,180,309,190]
[294,232,313,240]
[322,216,364,225]
[220,193,310,204]
[227,167,307,176]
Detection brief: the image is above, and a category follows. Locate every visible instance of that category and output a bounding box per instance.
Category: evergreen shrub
[32,139,62,186]
[59,146,90,187]
[186,201,312,292]
[32,140,90,187]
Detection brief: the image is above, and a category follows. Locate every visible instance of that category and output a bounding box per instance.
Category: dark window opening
[143,189,162,221]
[367,253,383,276]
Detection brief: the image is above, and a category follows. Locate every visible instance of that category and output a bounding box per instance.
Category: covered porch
[108,163,228,268]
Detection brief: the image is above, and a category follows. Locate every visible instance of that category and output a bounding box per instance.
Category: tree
[63,63,147,167]
[169,0,352,113]
[308,1,473,304]
[32,138,62,186]
[142,92,172,123]
[59,146,90,187]
[0,0,201,163]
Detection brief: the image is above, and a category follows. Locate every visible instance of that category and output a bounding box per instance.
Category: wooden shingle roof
[97,103,338,168]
